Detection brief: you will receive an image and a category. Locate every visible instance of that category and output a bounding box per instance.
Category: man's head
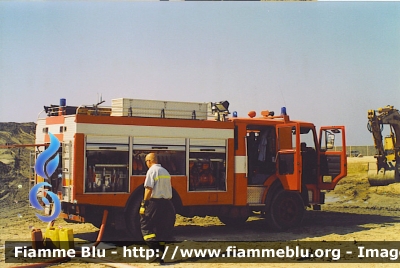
[145,153,158,168]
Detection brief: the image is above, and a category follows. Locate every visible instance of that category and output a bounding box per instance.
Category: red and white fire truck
[34,98,346,238]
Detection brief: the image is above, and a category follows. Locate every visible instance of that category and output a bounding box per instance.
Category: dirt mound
[372,183,400,196]
[0,122,36,206]
[0,122,36,136]
[324,157,400,213]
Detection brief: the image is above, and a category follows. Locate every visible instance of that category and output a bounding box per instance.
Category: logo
[29,133,61,222]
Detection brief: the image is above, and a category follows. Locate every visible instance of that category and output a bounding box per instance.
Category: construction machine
[367,105,400,186]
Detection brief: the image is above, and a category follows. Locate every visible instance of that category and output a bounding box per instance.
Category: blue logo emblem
[29,133,62,222]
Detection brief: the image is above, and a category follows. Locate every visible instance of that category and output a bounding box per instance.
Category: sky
[0,1,399,146]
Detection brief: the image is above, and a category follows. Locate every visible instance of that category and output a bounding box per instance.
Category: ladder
[29,148,42,207]
[61,141,72,203]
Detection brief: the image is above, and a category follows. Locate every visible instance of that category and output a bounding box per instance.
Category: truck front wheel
[267,190,304,231]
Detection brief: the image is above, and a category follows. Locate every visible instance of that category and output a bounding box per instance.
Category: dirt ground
[2,156,400,268]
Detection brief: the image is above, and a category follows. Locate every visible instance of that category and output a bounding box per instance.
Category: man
[140,153,175,258]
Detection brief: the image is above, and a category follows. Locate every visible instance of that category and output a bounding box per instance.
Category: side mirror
[327,133,335,149]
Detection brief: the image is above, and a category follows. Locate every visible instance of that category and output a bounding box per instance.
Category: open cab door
[276,123,302,191]
[318,126,347,190]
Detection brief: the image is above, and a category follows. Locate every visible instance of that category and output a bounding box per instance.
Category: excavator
[367,105,400,186]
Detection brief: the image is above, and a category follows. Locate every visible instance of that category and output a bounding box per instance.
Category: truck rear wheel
[267,190,304,231]
[125,196,143,240]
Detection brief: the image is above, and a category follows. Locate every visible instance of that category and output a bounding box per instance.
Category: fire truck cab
[35,98,347,238]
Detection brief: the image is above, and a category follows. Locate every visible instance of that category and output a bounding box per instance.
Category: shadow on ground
[73,209,400,243]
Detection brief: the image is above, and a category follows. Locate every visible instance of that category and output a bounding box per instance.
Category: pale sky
[0,2,399,145]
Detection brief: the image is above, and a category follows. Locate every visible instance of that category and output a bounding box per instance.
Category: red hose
[92,209,108,247]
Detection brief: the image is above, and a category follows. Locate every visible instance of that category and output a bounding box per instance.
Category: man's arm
[144,187,152,200]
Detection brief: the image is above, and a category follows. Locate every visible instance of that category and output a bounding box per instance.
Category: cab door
[318,126,347,190]
[276,123,302,191]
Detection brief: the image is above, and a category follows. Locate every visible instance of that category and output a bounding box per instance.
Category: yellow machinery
[367,106,400,186]
[384,136,396,162]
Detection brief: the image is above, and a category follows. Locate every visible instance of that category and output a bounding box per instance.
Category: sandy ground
[2,156,400,268]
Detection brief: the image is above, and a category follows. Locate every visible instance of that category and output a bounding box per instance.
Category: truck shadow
[172,210,400,242]
[73,210,400,243]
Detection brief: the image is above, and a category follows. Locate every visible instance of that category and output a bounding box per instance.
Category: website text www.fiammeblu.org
[7,241,400,263]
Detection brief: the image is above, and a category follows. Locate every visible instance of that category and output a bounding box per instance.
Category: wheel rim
[278,197,298,223]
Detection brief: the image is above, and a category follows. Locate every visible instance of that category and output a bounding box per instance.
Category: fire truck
[34,98,347,238]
